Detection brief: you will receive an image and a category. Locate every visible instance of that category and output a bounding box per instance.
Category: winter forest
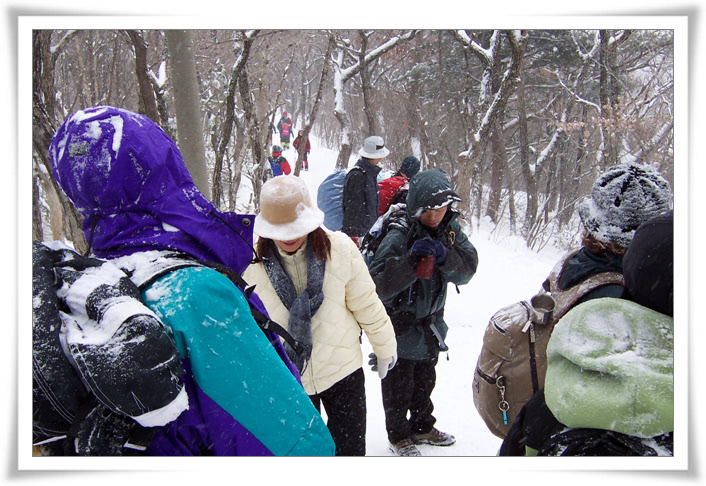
[20,16,693,480]
[32,28,675,249]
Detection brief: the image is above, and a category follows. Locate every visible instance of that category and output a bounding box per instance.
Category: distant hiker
[293,130,311,170]
[277,111,294,149]
[500,210,674,456]
[268,145,292,177]
[342,135,389,244]
[368,168,479,456]
[497,163,673,456]
[48,106,335,456]
[243,175,397,456]
[378,155,421,216]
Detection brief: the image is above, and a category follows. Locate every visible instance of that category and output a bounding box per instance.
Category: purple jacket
[49,106,334,456]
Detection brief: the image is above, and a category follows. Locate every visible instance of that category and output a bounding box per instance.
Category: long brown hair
[256,227,332,261]
[581,232,627,257]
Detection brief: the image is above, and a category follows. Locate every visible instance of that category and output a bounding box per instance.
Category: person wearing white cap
[341,135,390,241]
[242,175,398,456]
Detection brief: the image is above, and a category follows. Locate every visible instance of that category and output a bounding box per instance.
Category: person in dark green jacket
[368,168,479,456]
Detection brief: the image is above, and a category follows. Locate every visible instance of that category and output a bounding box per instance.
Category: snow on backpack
[32,241,187,455]
[359,203,410,266]
[471,249,624,439]
[316,167,360,232]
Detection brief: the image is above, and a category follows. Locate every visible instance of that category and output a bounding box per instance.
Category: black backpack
[32,241,186,455]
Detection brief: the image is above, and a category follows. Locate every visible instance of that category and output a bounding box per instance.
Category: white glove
[376,353,398,379]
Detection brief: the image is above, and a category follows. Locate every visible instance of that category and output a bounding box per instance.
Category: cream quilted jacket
[243,229,397,395]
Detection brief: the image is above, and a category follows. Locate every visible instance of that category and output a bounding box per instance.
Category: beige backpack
[472,250,624,439]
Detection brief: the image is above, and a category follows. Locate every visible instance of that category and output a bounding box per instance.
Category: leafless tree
[32,28,675,252]
[331,30,417,170]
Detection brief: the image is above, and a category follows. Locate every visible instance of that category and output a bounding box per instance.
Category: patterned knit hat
[578,162,672,248]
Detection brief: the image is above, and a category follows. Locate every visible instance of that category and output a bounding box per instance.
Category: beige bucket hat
[254,175,325,240]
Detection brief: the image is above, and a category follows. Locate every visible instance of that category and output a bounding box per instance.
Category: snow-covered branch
[338,30,418,82]
[50,30,78,58]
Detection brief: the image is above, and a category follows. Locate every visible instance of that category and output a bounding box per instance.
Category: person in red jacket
[378,156,420,216]
[293,130,311,170]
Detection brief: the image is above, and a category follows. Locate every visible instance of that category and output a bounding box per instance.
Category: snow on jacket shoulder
[545,297,673,439]
[243,229,397,395]
[142,265,335,456]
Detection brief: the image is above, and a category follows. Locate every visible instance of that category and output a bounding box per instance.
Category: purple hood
[49,106,254,274]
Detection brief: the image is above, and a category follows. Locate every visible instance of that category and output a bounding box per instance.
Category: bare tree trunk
[32,170,43,241]
[239,62,267,209]
[296,48,311,126]
[484,33,507,224]
[35,163,64,240]
[598,30,616,167]
[486,119,507,224]
[333,47,354,170]
[126,30,159,123]
[229,126,249,211]
[153,35,174,138]
[166,29,210,196]
[517,70,538,236]
[358,30,378,136]
[33,30,86,251]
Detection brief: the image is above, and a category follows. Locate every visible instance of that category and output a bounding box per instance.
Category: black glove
[368,352,379,371]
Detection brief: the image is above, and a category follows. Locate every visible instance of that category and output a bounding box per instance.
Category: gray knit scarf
[262,236,325,373]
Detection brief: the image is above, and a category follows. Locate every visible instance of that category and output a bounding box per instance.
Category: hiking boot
[389,438,422,456]
[411,428,456,446]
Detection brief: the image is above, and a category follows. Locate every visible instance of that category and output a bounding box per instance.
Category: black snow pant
[309,367,366,456]
[381,356,438,444]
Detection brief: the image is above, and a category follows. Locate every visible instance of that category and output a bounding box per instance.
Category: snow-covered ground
[265,134,566,457]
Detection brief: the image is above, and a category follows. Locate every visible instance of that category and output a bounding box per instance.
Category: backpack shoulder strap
[176,257,305,357]
[542,249,624,322]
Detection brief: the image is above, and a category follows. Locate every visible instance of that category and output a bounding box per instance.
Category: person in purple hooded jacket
[49,106,335,456]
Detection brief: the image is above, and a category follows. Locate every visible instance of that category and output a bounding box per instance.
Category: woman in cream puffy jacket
[243,175,397,456]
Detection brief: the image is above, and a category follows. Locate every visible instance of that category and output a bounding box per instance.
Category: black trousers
[309,367,366,456]
[381,356,438,444]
